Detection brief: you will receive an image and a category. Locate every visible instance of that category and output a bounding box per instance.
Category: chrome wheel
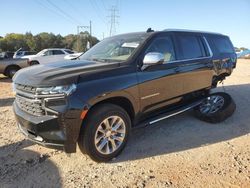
[94,116,126,155]
[199,95,225,114]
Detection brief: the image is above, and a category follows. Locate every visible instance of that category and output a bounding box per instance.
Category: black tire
[5,66,20,78]
[78,103,131,162]
[194,92,236,123]
[29,61,39,66]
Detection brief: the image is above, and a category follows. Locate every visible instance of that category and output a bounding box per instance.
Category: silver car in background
[0,58,29,78]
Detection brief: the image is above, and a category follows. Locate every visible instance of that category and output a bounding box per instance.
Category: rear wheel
[78,104,131,162]
[194,92,236,123]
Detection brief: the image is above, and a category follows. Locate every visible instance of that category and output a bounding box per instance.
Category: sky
[0,0,249,48]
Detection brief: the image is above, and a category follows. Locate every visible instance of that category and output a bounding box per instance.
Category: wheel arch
[29,60,40,65]
[212,73,230,87]
[87,96,136,124]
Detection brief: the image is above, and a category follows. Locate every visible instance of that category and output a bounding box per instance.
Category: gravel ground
[0,59,250,188]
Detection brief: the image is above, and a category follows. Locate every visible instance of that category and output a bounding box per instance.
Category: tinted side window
[177,35,204,59]
[25,52,34,55]
[44,50,52,56]
[64,50,74,54]
[52,50,65,55]
[209,36,234,53]
[16,52,22,56]
[145,36,176,62]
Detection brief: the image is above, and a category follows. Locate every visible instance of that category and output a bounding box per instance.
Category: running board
[137,99,205,127]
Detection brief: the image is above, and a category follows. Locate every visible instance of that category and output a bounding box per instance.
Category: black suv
[13,29,237,162]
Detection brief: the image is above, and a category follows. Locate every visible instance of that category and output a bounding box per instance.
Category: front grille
[16,95,45,116]
[15,84,36,94]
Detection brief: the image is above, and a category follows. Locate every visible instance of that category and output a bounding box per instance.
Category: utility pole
[77,21,92,52]
[89,20,92,47]
[108,6,119,37]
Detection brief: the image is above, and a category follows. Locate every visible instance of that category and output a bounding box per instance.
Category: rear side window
[177,35,205,59]
[25,52,34,55]
[208,36,234,53]
[52,50,65,55]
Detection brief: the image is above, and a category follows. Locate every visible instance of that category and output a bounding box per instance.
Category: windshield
[37,49,47,56]
[80,33,148,62]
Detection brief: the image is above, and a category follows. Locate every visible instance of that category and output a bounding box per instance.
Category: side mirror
[142,52,164,69]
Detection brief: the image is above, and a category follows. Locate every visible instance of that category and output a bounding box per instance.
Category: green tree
[0,32,99,53]
[239,47,248,51]
[64,34,77,50]
[25,32,36,51]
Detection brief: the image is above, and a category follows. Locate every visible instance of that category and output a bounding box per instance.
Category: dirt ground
[0,59,249,188]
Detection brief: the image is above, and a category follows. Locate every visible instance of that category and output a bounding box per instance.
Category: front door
[137,33,213,114]
[137,34,183,113]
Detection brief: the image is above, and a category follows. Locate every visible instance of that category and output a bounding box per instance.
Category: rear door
[173,33,214,96]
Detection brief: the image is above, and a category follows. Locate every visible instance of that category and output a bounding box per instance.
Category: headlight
[36,84,77,96]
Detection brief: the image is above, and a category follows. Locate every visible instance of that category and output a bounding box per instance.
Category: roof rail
[163,29,223,35]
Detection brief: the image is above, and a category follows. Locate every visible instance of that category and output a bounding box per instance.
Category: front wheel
[194,92,236,123]
[78,104,131,162]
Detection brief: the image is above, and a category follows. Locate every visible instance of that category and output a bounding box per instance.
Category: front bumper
[13,101,82,153]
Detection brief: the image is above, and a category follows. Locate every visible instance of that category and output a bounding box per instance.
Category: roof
[106,29,225,39]
[163,29,224,35]
[43,48,72,50]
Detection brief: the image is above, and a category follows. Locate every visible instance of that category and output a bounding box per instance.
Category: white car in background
[22,48,74,65]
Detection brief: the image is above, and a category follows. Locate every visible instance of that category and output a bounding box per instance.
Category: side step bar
[137,98,205,128]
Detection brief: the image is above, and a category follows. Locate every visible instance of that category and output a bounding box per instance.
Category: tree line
[0,32,99,53]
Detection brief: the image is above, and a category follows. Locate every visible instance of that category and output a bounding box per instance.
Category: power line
[88,0,106,25]
[45,0,81,25]
[35,0,76,25]
[62,0,90,22]
[101,0,107,10]
[108,6,119,37]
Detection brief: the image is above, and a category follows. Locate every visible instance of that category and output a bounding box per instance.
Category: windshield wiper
[91,58,107,62]
[90,58,119,63]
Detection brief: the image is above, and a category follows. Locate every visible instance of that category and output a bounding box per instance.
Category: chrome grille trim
[14,84,64,99]
[15,84,36,94]
[16,95,44,116]
[14,84,66,116]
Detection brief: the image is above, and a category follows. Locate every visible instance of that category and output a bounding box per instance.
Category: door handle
[174,67,180,73]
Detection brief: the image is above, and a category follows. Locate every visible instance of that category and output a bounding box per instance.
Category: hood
[13,60,119,87]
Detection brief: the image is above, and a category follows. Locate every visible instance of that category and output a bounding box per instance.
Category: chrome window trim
[162,36,213,64]
[203,36,213,57]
